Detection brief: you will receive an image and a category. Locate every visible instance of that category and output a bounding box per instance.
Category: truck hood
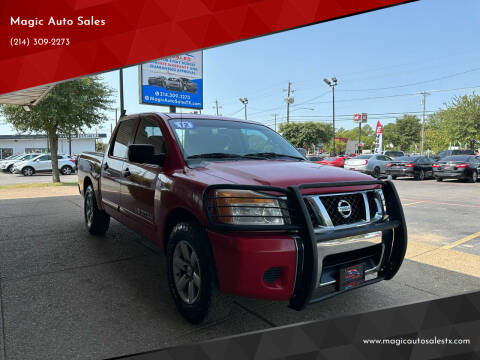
[191,160,374,189]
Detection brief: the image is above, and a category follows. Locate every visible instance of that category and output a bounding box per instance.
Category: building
[0,133,107,159]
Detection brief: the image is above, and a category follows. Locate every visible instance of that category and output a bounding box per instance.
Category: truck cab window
[111,120,136,158]
[134,118,166,155]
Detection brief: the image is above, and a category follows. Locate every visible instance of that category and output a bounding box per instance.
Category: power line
[339,67,480,92]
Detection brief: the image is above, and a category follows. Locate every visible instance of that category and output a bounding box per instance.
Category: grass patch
[0,182,77,190]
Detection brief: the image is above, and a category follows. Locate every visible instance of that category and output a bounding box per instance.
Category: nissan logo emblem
[337,200,352,218]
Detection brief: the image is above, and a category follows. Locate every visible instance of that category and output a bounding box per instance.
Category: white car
[13,154,76,176]
[344,154,393,178]
[0,153,42,173]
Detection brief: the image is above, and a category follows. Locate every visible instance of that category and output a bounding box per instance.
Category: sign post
[353,113,367,153]
[138,51,203,111]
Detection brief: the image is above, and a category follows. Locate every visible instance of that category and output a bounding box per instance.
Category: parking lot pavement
[0,179,479,359]
[0,171,76,186]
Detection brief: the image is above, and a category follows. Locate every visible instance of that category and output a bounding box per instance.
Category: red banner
[0,0,414,95]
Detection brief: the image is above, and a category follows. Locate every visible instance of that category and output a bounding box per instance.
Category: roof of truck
[118,112,264,126]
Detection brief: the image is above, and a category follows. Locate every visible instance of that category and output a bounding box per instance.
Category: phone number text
[10,38,71,47]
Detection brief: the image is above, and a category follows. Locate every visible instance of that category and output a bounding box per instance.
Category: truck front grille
[304,189,384,230]
[320,193,366,226]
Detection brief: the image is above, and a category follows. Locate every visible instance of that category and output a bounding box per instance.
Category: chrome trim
[305,189,385,233]
[362,192,371,222]
[308,196,333,227]
[316,231,383,288]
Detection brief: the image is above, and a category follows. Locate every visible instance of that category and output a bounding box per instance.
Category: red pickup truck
[77,113,407,324]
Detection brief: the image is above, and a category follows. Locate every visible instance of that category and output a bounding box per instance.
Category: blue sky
[2,0,480,136]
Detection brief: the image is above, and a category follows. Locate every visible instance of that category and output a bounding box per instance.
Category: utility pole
[420,91,430,155]
[272,113,278,131]
[284,82,294,123]
[213,99,222,116]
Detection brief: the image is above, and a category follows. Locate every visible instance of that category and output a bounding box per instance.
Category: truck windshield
[168,119,305,164]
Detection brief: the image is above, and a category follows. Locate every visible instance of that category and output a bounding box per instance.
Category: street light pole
[239,98,248,120]
[323,77,338,155]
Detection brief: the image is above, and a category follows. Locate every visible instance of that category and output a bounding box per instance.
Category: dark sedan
[148,76,166,87]
[179,78,198,93]
[433,155,479,182]
[385,155,434,180]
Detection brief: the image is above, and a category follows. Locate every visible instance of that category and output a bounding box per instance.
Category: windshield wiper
[243,152,305,161]
[187,152,245,159]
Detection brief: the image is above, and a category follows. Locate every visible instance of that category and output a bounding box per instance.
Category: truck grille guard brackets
[203,180,408,311]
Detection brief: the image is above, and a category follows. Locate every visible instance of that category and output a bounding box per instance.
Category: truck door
[101,118,138,212]
[120,116,163,231]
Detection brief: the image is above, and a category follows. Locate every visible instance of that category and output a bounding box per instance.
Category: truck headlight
[214,189,290,225]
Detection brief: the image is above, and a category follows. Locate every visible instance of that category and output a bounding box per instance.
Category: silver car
[344,154,393,178]
[0,153,41,173]
[13,153,76,176]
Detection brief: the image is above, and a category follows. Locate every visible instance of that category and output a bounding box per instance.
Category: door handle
[103,162,109,170]
[122,168,131,177]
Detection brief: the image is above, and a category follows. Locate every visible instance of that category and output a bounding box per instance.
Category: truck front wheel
[166,221,232,324]
[84,185,110,235]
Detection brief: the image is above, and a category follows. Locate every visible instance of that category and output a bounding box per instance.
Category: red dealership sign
[0,0,413,95]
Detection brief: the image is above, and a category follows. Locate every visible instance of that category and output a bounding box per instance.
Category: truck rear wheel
[84,185,110,235]
[166,221,232,324]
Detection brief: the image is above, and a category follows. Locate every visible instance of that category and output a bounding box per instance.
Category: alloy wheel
[173,240,201,304]
[85,192,94,228]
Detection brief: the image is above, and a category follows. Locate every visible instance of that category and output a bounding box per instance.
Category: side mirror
[128,144,165,166]
[35,159,40,162]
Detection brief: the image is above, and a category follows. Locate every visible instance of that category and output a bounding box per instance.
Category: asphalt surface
[0,177,479,360]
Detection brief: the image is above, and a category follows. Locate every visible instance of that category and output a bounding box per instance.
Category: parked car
[148,76,167,87]
[0,153,42,173]
[433,149,475,161]
[317,156,346,167]
[385,155,434,180]
[165,77,184,92]
[179,78,198,93]
[77,113,407,324]
[13,154,76,176]
[433,155,480,182]
[344,154,393,178]
[384,151,405,159]
[306,155,321,162]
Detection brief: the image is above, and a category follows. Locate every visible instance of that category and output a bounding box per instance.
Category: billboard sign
[139,51,203,109]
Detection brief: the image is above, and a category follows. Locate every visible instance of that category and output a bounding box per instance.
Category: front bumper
[203,180,407,310]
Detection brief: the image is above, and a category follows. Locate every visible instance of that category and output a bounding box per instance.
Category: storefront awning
[0,84,55,106]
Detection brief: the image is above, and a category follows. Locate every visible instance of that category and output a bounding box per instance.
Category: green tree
[435,93,480,150]
[1,77,114,182]
[394,115,421,151]
[279,122,331,150]
[382,122,398,149]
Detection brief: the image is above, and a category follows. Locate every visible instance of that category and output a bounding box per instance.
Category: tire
[469,170,478,183]
[84,185,110,235]
[416,169,425,181]
[166,221,232,324]
[373,167,381,178]
[436,177,443,182]
[61,165,73,175]
[6,165,13,173]
[22,167,34,176]
[391,175,397,180]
